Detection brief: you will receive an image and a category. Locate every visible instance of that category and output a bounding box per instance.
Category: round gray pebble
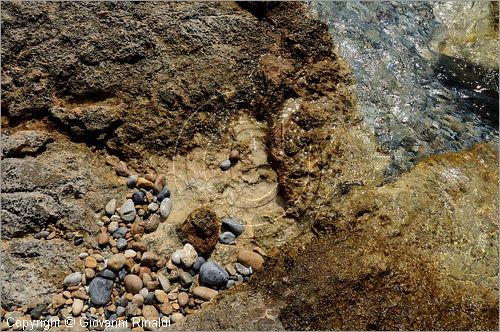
[88,277,114,306]
[199,261,229,287]
[219,231,236,244]
[221,217,245,236]
[220,159,232,171]
[116,238,128,250]
[127,175,138,188]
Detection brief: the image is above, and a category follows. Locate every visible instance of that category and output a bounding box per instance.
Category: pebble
[96,269,116,280]
[147,202,159,212]
[132,191,145,205]
[105,199,117,216]
[107,254,126,271]
[115,161,129,177]
[143,215,160,233]
[116,238,128,251]
[224,263,236,276]
[144,292,155,305]
[178,292,189,307]
[136,178,154,190]
[142,305,159,320]
[132,241,147,252]
[219,231,236,244]
[221,217,245,236]
[116,306,125,317]
[30,304,46,320]
[125,303,141,317]
[108,221,119,234]
[235,262,252,276]
[113,227,128,239]
[139,288,149,299]
[127,175,138,188]
[85,256,98,269]
[199,261,229,287]
[229,150,240,162]
[156,188,171,202]
[124,249,137,258]
[237,249,264,269]
[159,198,172,219]
[124,275,143,294]
[72,299,84,316]
[119,199,136,222]
[178,272,193,287]
[253,246,267,257]
[157,273,170,292]
[192,286,218,301]
[192,257,206,272]
[153,290,168,303]
[63,272,82,287]
[171,249,183,265]
[85,268,96,280]
[226,280,236,288]
[153,174,167,193]
[52,294,66,309]
[158,302,173,315]
[131,294,144,307]
[171,312,185,324]
[34,230,50,239]
[97,232,109,246]
[220,159,232,171]
[88,277,113,306]
[141,251,160,267]
[180,243,198,268]
[79,252,89,259]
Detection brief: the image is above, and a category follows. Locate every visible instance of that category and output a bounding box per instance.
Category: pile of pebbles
[3,165,266,331]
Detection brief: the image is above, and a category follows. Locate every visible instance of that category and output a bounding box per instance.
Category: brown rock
[178,292,189,307]
[229,150,240,162]
[52,294,66,309]
[115,161,129,177]
[130,224,144,236]
[143,215,160,233]
[132,241,147,252]
[97,232,109,246]
[84,256,97,269]
[142,305,159,320]
[140,251,159,267]
[136,178,153,190]
[146,281,159,291]
[107,254,126,271]
[237,249,264,270]
[158,302,173,315]
[176,207,220,254]
[192,286,218,301]
[138,267,151,279]
[124,275,143,294]
[153,174,167,193]
[145,173,156,183]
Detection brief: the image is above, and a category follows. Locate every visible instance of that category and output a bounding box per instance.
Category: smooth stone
[108,221,119,234]
[177,292,189,307]
[139,288,149,299]
[153,174,166,193]
[192,257,206,272]
[107,254,126,271]
[143,215,160,233]
[220,159,231,171]
[156,188,171,202]
[229,150,240,162]
[96,269,116,280]
[158,303,173,315]
[224,263,236,276]
[113,227,128,239]
[115,161,129,177]
[219,231,236,244]
[124,249,137,258]
[141,251,160,267]
[72,299,84,316]
[131,294,144,307]
[137,178,154,190]
[147,202,159,212]
[142,305,159,320]
[119,199,136,222]
[199,261,229,287]
[85,268,96,280]
[125,303,141,317]
[153,290,168,303]
[159,198,172,219]
[79,252,89,259]
[179,271,193,287]
[116,238,128,251]
[63,272,82,287]
[132,191,145,205]
[192,286,218,301]
[180,243,198,268]
[237,249,264,270]
[97,232,109,246]
[127,175,138,188]
[171,249,183,265]
[30,304,46,320]
[85,256,98,269]
[124,275,143,294]
[171,312,185,324]
[52,294,66,309]
[235,262,252,276]
[144,292,155,305]
[116,306,125,317]
[157,273,171,292]
[221,218,245,236]
[105,199,117,216]
[88,277,113,306]
[226,280,236,288]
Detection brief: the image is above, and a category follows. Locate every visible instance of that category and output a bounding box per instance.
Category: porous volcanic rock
[176,208,220,254]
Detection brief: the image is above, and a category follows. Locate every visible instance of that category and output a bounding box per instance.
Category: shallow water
[308,1,498,176]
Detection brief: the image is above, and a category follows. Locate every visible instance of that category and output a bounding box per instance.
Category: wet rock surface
[1,1,497,331]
